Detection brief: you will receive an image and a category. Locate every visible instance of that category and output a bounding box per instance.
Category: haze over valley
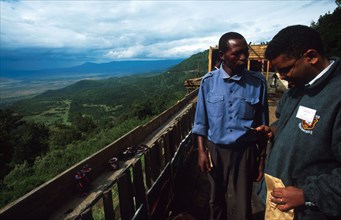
[0,59,183,106]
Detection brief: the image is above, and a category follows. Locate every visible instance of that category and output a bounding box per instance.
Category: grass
[24,99,71,125]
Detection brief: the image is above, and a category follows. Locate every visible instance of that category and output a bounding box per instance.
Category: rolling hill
[8,50,209,125]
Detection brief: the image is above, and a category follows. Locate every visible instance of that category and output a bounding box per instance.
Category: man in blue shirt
[192,32,269,220]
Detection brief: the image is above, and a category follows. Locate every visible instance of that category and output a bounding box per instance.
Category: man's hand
[198,149,212,173]
[255,125,275,140]
[271,186,305,212]
[196,135,212,173]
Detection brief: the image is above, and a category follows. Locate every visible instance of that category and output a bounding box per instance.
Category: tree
[0,109,49,179]
[131,100,154,119]
[10,121,49,165]
[73,113,97,133]
[311,2,341,57]
[0,109,24,178]
[49,123,81,147]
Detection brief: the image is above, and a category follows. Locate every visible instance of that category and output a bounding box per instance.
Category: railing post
[168,127,176,157]
[103,188,115,220]
[118,170,135,220]
[80,208,94,220]
[163,133,171,163]
[175,123,181,150]
[144,150,152,188]
[149,142,162,181]
[132,159,150,219]
[132,160,147,208]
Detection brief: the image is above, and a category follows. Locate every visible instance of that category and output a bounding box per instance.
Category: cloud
[0,0,337,70]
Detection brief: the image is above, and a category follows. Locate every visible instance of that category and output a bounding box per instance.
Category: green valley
[0,50,209,208]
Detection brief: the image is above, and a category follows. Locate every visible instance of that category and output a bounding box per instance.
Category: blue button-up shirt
[192,66,269,145]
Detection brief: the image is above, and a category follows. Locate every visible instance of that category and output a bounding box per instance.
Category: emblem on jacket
[298,114,320,134]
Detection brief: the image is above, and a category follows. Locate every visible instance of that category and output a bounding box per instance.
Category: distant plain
[0,59,183,106]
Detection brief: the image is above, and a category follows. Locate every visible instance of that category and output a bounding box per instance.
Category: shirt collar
[306,60,334,86]
[220,64,243,81]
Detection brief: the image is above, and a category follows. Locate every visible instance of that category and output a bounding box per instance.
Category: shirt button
[229,117,232,119]
[230,129,233,132]
[229,104,232,107]
[230,90,233,93]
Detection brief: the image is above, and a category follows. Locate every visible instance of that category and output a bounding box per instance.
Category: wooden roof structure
[248,44,267,60]
[208,44,268,71]
[209,44,270,75]
[185,44,270,92]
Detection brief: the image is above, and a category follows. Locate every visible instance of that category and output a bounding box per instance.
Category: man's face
[219,38,249,75]
[270,54,308,88]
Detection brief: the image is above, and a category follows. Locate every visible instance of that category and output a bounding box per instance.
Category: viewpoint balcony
[0,44,286,220]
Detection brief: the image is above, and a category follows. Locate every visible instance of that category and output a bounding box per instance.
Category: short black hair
[219,32,246,53]
[265,25,324,60]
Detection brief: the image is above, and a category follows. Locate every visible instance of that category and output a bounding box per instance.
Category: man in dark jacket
[256,25,341,219]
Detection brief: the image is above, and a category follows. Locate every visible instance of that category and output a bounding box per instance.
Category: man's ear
[305,49,319,64]
[219,51,224,60]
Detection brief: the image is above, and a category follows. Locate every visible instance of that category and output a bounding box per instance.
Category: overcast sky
[0,0,338,71]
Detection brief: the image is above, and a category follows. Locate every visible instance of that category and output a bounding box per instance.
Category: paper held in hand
[264,173,294,220]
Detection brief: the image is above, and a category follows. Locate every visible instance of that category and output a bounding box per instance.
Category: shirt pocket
[238,97,259,119]
[207,95,224,117]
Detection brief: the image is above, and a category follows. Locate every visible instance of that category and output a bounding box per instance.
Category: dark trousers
[207,141,257,220]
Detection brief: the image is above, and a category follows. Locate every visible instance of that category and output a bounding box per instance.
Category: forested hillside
[9,50,208,126]
[312,1,341,57]
[0,49,209,208]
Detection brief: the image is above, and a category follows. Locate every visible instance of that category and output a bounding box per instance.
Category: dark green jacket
[257,57,341,220]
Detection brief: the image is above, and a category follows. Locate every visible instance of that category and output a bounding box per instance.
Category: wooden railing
[0,90,198,220]
[75,106,196,220]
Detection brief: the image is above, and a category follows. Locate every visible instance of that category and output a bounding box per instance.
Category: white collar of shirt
[306,60,334,86]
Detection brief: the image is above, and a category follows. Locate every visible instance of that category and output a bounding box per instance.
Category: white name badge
[296,105,316,124]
